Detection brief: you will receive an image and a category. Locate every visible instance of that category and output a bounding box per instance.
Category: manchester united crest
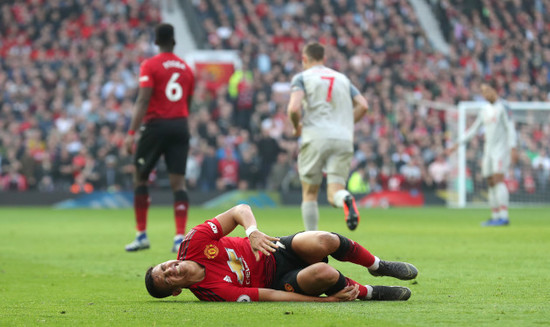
[204,244,219,259]
[284,283,295,292]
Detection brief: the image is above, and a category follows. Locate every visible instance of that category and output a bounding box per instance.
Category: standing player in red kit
[124,24,194,252]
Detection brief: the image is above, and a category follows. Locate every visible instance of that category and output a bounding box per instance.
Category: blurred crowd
[0,0,549,197]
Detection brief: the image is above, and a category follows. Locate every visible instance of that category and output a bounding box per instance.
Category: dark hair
[145,266,172,298]
[155,23,175,47]
[304,42,325,61]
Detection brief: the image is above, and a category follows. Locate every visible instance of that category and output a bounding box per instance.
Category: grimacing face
[150,260,189,295]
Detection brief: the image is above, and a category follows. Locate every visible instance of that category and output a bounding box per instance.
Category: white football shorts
[298,139,353,185]
[481,149,510,177]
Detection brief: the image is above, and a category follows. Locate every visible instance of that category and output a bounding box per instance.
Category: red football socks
[346,277,368,299]
[332,234,376,268]
[134,193,149,232]
[174,200,188,235]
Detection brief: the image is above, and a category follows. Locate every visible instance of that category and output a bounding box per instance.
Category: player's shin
[301,201,319,231]
[330,233,378,269]
[173,190,188,235]
[134,185,149,232]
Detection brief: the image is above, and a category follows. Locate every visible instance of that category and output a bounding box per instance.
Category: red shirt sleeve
[191,218,224,241]
[138,59,153,88]
[191,284,259,302]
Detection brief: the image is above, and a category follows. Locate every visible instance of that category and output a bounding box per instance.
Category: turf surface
[1,206,549,326]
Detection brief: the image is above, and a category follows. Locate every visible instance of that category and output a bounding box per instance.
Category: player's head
[145,260,187,298]
[155,23,175,49]
[302,42,325,68]
[480,83,498,103]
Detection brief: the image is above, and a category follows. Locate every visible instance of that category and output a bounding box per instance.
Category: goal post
[449,101,550,208]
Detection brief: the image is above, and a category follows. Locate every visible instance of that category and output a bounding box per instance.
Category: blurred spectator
[256,127,281,188]
[199,145,218,192]
[1,163,27,191]
[347,162,369,194]
[0,0,548,200]
[238,146,260,190]
[70,173,94,194]
[428,152,451,189]
[217,148,239,190]
[400,158,422,191]
[266,151,291,191]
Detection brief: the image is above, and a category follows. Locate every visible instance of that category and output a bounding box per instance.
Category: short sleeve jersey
[177,218,273,302]
[138,52,194,122]
[290,65,360,143]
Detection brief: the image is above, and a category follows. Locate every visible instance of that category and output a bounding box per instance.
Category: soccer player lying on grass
[145,204,418,302]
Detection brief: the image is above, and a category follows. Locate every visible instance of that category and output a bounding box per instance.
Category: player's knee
[311,263,339,284]
[316,232,340,253]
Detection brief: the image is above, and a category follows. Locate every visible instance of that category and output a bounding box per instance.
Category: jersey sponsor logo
[284,283,295,292]
[175,204,186,211]
[223,275,232,283]
[237,294,251,302]
[139,75,149,82]
[162,60,187,70]
[204,244,219,259]
[207,221,218,234]
[226,248,251,285]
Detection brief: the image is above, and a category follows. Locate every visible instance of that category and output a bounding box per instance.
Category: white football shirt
[290,65,360,143]
[459,101,517,155]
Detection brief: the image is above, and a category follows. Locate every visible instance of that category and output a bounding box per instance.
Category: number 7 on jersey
[320,76,335,102]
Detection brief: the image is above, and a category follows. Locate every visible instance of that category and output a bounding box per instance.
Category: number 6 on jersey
[165,72,183,102]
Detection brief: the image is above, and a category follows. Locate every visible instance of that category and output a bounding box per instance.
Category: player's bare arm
[257,285,359,302]
[124,87,153,154]
[287,90,305,137]
[446,109,484,157]
[352,94,368,123]
[214,204,279,259]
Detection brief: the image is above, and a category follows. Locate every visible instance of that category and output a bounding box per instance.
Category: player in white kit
[447,84,518,226]
[287,42,369,231]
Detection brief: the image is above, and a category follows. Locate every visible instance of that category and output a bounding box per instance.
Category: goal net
[447,101,550,207]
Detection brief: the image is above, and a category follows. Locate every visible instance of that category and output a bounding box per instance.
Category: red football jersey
[138,52,194,122]
[177,218,275,302]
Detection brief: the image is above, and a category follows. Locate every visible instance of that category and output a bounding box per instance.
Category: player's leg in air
[287,231,417,300]
[326,140,359,230]
[328,183,359,231]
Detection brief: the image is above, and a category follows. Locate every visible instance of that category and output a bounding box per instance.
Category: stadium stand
[0,0,548,198]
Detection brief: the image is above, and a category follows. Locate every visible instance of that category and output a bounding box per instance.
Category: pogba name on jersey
[162,60,187,70]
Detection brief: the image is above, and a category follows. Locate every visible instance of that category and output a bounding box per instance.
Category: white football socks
[301,201,319,231]
[365,285,374,300]
[495,182,509,219]
[367,256,381,271]
[333,189,351,208]
[488,186,499,219]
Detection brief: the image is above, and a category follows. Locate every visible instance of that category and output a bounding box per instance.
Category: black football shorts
[134,118,190,180]
[269,232,329,295]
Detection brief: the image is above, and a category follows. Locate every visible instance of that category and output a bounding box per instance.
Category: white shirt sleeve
[500,103,517,148]
[458,108,483,145]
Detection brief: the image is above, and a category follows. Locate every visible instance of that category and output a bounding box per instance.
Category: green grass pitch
[1,205,549,326]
